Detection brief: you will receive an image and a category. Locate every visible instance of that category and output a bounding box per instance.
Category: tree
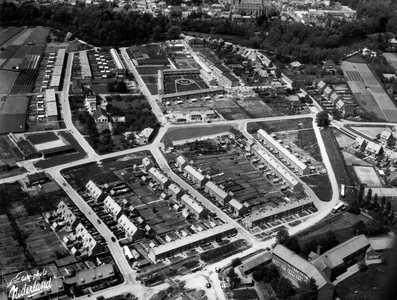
[366,188,372,205]
[276,229,290,244]
[302,239,318,256]
[116,81,128,93]
[316,111,330,127]
[352,220,366,235]
[252,265,265,282]
[325,231,338,248]
[167,25,181,40]
[276,277,295,299]
[284,237,301,254]
[231,257,242,268]
[380,195,386,210]
[386,200,392,212]
[298,278,318,300]
[275,68,282,78]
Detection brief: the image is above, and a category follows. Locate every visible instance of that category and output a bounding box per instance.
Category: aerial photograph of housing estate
[0,0,397,300]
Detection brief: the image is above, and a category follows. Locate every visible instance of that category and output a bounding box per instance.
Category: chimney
[317,245,322,255]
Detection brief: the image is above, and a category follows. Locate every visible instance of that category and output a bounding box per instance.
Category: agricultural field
[0,70,18,94]
[1,45,32,70]
[24,27,50,45]
[7,28,34,46]
[0,27,23,46]
[341,61,397,121]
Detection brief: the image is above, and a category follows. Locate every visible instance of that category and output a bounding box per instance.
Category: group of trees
[352,219,389,236]
[76,111,100,148]
[107,81,128,93]
[301,231,339,257]
[1,0,397,63]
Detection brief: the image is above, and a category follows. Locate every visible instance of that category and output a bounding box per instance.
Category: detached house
[93,107,108,123]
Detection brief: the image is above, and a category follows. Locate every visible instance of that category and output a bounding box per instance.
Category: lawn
[335,265,385,300]
[247,118,313,134]
[301,174,332,202]
[236,98,277,118]
[320,128,353,186]
[164,124,236,142]
[232,288,259,300]
[24,27,50,45]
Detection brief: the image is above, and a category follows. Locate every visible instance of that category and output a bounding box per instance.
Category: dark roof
[76,264,115,286]
[17,140,40,156]
[27,171,47,182]
[93,107,108,122]
[27,132,59,145]
[41,144,76,155]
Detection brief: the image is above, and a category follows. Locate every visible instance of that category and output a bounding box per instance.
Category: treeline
[1,1,397,63]
[0,2,171,46]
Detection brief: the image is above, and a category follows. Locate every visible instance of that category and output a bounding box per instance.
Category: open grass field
[321,128,353,186]
[354,166,382,187]
[301,174,332,201]
[24,27,50,45]
[0,27,23,46]
[164,124,235,141]
[335,265,385,300]
[0,70,18,94]
[142,75,158,84]
[235,98,277,118]
[232,289,259,300]
[247,117,313,134]
[146,84,158,95]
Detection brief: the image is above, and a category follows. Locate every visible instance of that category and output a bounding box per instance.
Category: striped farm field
[1,45,32,70]
[24,27,50,45]
[9,28,35,45]
[0,27,23,46]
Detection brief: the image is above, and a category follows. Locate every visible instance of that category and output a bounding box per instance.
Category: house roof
[76,264,114,286]
[380,130,392,141]
[365,141,383,154]
[368,236,396,251]
[229,199,243,211]
[312,235,370,270]
[93,107,108,121]
[184,165,206,182]
[237,251,272,274]
[273,245,332,289]
[27,172,46,182]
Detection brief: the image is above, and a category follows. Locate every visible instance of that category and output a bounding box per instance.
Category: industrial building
[257,129,310,176]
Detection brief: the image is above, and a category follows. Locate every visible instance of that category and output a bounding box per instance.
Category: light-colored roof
[312,235,370,269]
[380,130,392,140]
[184,165,206,182]
[257,129,307,171]
[168,183,183,195]
[181,194,204,214]
[237,251,272,274]
[176,156,186,165]
[205,181,229,199]
[244,198,312,224]
[118,214,139,237]
[149,223,235,258]
[365,141,383,154]
[229,199,243,210]
[76,264,114,286]
[368,236,396,251]
[149,167,169,184]
[324,86,333,95]
[364,187,397,198]
[104,196,122,216]
[273,245,331,289]
[251,144,300,187]
[142,157,152,166]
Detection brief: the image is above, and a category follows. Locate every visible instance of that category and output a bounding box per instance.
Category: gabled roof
[93,107,108,121]
[273,245,332,289]
[380,130,392,141]
[312,235,370,269]
[229,199,243,210]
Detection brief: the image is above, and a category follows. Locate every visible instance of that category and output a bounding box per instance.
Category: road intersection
[1,49,383,300]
